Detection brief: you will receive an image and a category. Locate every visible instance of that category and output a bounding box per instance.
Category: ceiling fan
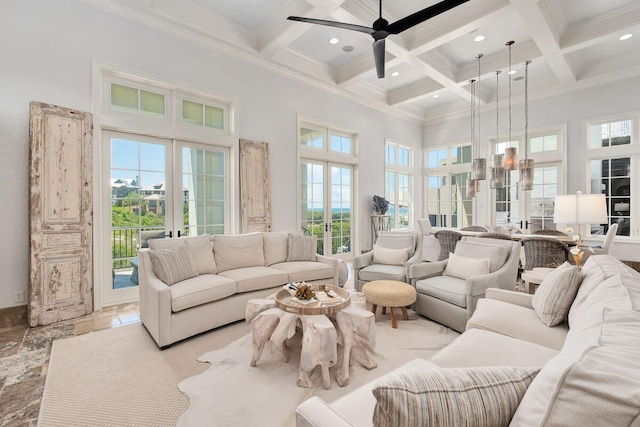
[288,0,470,78]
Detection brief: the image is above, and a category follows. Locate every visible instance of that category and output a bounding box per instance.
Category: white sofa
[296,255,640,426]
[139,231,343,348]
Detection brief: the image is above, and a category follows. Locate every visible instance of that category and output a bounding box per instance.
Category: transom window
[110,83,166,119]
[299,125,355,155]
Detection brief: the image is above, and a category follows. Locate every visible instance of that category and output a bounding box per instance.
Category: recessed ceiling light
[343,45,354,52]
[508,70,517,75]
[433,94,440,98]
[391,71,400,77]
[474,35,486,42]
[619,33,633,41]
[329,37,339,44]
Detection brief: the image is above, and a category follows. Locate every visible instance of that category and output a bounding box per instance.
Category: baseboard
[0,304,28,329]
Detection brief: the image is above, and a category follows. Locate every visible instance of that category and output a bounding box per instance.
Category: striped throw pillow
[148,242,199,286]
[287,235,317,262]
[372,366,540,427]
[532,262,581,326]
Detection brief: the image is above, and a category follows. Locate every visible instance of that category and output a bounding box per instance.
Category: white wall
[0,0,423,308]
[423,76,640,261]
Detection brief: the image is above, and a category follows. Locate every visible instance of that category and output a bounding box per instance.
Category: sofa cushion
[212,233,265,273]
[148,242,199,286]
[270,261,333,283]
[454,240,509,273]
[372,366,539,427]
[512,307,640,426]
[443,253,490,280]
[531,262,581,327]
[262,232,289,266]
[287,235,317,262]
[372,245,410,266]
[416,276,468,308]
[376,233,417,257]
[467,298,569,350]
[430,329,559,368]
[359,264,406,282]
[568,254,636,327]
[217,266,288,293]
[149,234,216,275]
[169,274,236,312]
[329,359,440,427]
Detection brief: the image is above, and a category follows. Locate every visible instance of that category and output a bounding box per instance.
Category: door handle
[177,230,181,237]
[168,231,173,238]
[325,223,329,232]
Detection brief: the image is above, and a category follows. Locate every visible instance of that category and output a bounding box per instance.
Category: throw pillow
[511,308,640,427]
[212,233,265,273]
[454,240,509,273]
[443,252,490,280]
[262,231,289,266]
[372,245,411,266]
[287,235,317,262]
[148,234,216,275]
[148,242,199,286]
[372,366,540,427]
[531,262,581,326]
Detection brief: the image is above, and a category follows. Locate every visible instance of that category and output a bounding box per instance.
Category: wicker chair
[461,225,489,232]
[521,236,569,270]
[477,232,513,241]
[532,229,568,236]
[433,230,463,261]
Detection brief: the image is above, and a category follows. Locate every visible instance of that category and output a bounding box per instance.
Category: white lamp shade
[553,193,608,224]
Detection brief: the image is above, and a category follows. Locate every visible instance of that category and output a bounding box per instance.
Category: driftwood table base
[246,291,377,389]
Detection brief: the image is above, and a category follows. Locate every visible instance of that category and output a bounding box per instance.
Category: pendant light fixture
[519,60,534,191]
[503,41,517,171]
[472,54,486,181]
[490,70,505,189]
[466,78,478,198]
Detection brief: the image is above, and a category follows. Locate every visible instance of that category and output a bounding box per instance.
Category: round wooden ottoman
[362,280,417,328]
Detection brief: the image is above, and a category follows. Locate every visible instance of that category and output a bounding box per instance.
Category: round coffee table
[362,280,417,328]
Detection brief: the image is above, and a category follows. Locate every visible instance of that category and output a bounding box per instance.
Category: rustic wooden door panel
[29,101,93,326]
[240,139,271,233]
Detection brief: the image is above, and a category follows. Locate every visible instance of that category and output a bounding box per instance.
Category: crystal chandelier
[490,71,505,189]
[519,60,534,190]
[503,41,517,171]
[471,54,486,181]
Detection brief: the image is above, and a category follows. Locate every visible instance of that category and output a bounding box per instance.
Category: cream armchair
[407,236,520,332]
[353,231,421,292]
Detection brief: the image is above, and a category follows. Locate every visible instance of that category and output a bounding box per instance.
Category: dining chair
[521,236,569,270]
[532,229,568,236]
[433,230,463,261]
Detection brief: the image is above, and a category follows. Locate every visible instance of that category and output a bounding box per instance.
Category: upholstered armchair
[353,230,421,292]
[407,236,520,332]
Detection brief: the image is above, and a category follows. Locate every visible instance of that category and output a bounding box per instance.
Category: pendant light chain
[524,60,529,160]
[470,79,476,163]
[477,54,482,154]
[496,71,500,141]
[508,43,512,146]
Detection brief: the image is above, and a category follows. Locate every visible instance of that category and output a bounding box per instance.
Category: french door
[103,130,229,305]
[300,160,353,259]
[494,163,560,233]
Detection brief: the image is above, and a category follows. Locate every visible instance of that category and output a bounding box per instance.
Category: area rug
[38,321,251,427]
[177,313,459,427]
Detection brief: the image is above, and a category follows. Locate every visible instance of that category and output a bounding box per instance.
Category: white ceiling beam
[509,0,576,85]
[258,1,317,58]
[387,78,444,106]
[560,2,640,54]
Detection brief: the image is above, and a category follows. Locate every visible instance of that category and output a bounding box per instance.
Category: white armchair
[408,236,520,332]
[353,231,421,292]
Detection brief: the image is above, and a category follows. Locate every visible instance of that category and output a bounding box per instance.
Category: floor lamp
[553,191,608,245]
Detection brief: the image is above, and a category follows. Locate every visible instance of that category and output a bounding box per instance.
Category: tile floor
[0,303,140,426]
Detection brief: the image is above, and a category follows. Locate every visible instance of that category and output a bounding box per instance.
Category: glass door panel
[108,133,169,302]
[180,145,228,236]
[495,169,522,229]
[300,161,326,255]
[530,165,558,232]
[330,164,352,257]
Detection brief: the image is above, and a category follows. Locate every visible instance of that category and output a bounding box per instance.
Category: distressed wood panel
[240,139,271,233]
[29,101,93,327]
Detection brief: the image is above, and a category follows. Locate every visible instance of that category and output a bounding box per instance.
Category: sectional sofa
[296,254,640,426]
[139,231,344,348]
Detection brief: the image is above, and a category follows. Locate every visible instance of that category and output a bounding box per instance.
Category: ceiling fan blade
[373,38,386,79]
[387,0,470,34]
[287,16,374,35]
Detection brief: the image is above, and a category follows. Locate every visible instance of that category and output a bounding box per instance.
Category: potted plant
[372,195,389,215]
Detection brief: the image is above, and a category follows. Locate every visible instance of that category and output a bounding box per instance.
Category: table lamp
[553,191,608,244]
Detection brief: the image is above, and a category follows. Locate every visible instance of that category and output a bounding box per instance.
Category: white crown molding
[578,49,640,81]
[258,0,314,55]
[419,50,459,83]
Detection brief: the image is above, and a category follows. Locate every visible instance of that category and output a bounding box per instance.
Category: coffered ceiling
[81,0,640,123]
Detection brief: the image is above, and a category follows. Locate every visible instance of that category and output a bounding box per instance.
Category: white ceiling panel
[568,25,640,71]
[188,0,284,30]
[558,0,637,26]
[364,62,429,91]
